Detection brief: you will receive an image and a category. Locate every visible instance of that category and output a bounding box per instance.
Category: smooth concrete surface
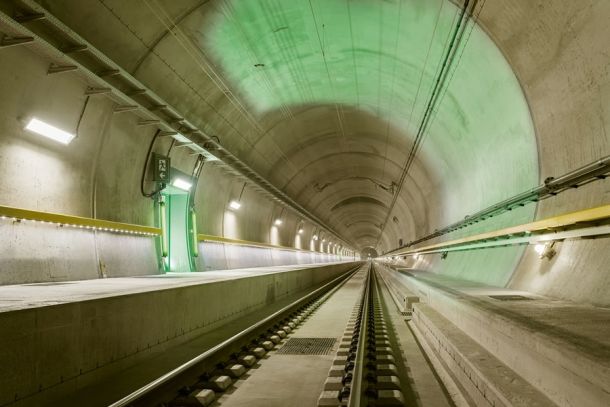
[0,263,352,312]
[215,267,367,406]
[380,264,610,407]
[0,262,359,406]
[198,242,345,271]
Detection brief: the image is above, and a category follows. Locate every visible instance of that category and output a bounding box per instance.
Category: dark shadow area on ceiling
[252,103,434,183]
[243,103,435,251]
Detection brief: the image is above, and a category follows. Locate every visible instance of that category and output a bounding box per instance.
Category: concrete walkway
[0,262,350,312]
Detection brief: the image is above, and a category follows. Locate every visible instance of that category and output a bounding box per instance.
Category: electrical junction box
[153,153,171,183]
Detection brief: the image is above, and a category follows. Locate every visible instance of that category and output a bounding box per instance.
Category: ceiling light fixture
[25,117,75,144]
[172,178,192,191]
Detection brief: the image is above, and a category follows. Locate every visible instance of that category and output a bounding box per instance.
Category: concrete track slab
[397,269,610,363]
[216,269,367,406]
[387,267,610,407]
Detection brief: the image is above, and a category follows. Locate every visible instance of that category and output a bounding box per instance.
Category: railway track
[108,263,412,407]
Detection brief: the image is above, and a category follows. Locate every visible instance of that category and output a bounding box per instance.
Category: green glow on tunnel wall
[196,0,539,285]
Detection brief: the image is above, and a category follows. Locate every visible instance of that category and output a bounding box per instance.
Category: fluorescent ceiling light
[274,219,283,226]
[172,178,192,191]
[25,118,75,144]
[229,200,241,210]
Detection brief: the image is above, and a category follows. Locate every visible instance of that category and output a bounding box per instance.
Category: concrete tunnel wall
[0,0,608,306]
[386,1,610,306]
[0,43,352,284]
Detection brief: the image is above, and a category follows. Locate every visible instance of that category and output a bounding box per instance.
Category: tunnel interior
[0,0,609,406]
[0,0,598,301]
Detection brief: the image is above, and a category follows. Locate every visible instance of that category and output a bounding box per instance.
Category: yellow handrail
[387,204,610,256]
[0,204,160,236]
[198,233,332,254]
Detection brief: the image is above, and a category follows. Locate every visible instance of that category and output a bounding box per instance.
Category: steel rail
[108,263,362,407]
[347,264,372,407]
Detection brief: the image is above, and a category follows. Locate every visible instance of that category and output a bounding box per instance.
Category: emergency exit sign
[153,153,170,183]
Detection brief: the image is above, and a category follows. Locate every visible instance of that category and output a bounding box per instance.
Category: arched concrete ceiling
[40,0,538,252]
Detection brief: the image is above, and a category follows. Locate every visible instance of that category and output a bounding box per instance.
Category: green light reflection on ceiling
[200,0,538,285]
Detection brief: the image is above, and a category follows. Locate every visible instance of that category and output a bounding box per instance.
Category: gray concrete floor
[0,264,346,312]
[215,269,367,406]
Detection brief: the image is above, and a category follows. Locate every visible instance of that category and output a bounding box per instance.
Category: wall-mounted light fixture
[229,182,247,210]
[25,117,75,145]
[534,241,556,260]
[297,220,304,234]
[159,198,168,257]
[273,208,285,226]
[0,213,157,236]
[172,178,193,191]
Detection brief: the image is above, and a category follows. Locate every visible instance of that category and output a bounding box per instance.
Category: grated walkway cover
[276,338,336,355]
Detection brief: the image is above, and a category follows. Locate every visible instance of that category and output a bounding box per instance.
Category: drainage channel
[108,264,362,407]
